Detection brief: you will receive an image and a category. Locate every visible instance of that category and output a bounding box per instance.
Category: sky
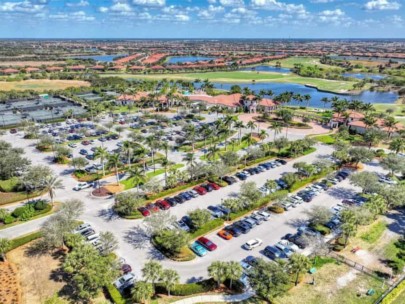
[0,0,404,38]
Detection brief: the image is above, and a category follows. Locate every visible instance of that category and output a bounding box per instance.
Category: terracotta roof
[2,68,19,74]
[129,66,144,70]
[26,67,40,72]
[115,53,143,64]
[46,66,64,71]
[69,65,86,70]
[90,65,104,70]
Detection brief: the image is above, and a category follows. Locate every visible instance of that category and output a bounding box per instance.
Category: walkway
[171,292,254,304]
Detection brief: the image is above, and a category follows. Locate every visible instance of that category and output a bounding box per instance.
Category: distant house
[69,65,86,71]
[46,66,64,72]
[1,68,19,75]
[329,111,403,134]
[25,67,41,73]
[90,65,105,71]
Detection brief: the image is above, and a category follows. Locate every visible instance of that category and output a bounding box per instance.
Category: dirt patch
[0,61,63,67]
[337,269,358,288]
[0,261,21,304]
[7,241,65,304]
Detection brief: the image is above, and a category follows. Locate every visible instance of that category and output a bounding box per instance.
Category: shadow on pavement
[124,226,151,249]
[98,208,120,222]
[327,187,357,200]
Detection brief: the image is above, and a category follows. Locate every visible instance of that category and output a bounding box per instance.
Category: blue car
[236,172,248,181]
[179,192,192,200]
[190,242,208,257]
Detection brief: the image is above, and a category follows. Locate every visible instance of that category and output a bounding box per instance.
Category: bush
[190,218,224,239]
[382,278,405,304]
[34,200,48,210]
[375,149,385,157]
[105,284,126,304]
[268,205,284,214]
[311,224,331,235]
[333,244,345,252]
[156,279,216,296]
[4,215,16,224]
[12,206,29,218]
[9,231,42,251]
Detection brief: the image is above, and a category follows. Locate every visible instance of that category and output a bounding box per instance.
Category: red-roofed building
[69,65,86,71]
[46,66,64,72]
[25,67,40,73]
[90,65,105,71]
[1,68,19,75]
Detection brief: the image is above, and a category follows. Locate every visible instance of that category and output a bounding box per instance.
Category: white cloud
[111,2,132,12]
[0,1,45,13]
[219,0,244,7]
[99,6,109,13]
[364,0,401,11]
[251,0,306,14]
[198,5,224,19]
[132,0,166,7]
[66,0,89,7]
[50,10,95,21]
[318,8,350,26]
[310,0,334,3]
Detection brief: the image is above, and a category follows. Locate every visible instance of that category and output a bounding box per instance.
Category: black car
[276,159,287,165]
[301,195,313,202]
[234,221,251,234]
[246,168,257,175]
[224,225,242,237]
[244,255,258,266]
[181,216,194,228]
[223,176,236,185]
[201,184,214,192]
[288,234,307,249]
[281,233,293,240]
[164,197,177,207]
[173,195,186,204]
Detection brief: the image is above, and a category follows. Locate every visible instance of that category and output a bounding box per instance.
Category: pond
[209,82,398,108]
[72,54,127,62]
[342,73,385,80]
[167,56,216,64]
[240,65,291,73]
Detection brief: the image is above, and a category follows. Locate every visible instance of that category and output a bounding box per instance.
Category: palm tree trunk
[295,271,300,286]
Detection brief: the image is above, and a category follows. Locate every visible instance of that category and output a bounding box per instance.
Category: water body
[167,56,216,64]
[240,65,291,73]
[342,73,385,80]
[209,82,398,108]
[72,54,127,62]
[330,55,405,63]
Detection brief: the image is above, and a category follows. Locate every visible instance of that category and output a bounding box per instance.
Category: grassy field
[268,56,336,69]
[373,103,405,116]
[360,221,387,244]
[0,79,90,91]
[102,71,359,93]
[275,262,384,304]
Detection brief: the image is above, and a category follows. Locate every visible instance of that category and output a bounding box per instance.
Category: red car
[138,207,150,217]
[193,186,207,195]
[156,200,171,210]
[121,264,132,274]
[146,203,159,213]
[208,182,221,190]
[197,237,217,251]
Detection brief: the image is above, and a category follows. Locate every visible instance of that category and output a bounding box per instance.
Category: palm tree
[320,97,330,109]
[207,145,220,161]
[121,141,134,168]
[161,269,180,296]
[362,114,377,129]
[289,253,312,286]
[268,121,282,140]
[389,137,405,154]
[134,144,149,171]
[225,261,243,290]
[144,136,158,172]
[131,281,154,304]
[107,153,121,184]
[303,94,311,108]
[0,238,11,262]
[127,167,145,192]
[258,129,268,142]
[234,121,245,143]
[383,116,398,138]
[208,261,227,288]
[43,176,64,206]
[246,120,257,136]
[94,146,109,176]
[142,261,163,288]
[277,109,293,137]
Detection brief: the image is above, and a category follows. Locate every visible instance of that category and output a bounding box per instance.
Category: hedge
[288,169,332,192]
[9,231,42,251]
[310,224,331,235]
[382,279,405,304]
[146,178,205,200]
[190,218,225,239]
[105,284,127,304]
[155,279,216,296]
[269,205,284,214]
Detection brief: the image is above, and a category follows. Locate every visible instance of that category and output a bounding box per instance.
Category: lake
[209,82,398,108]
[167,56,216,64]
[240,65,291,73]
[72,54,127,62]
[342,73,385,80]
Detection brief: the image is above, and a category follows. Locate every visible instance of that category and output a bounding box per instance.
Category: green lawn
[360,220,387,244]
[312,134,336,145]
[391,287,405,304]
[373,103,405,116]
[200,138,254,161]
[101,71,359,93]
[0,177,19,192]
[268,56,337,69]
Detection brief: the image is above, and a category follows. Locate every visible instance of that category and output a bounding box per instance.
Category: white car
[244,238,263,250]
[74,223,91,233]
[73,182,92,191]
[278,240,300,252]
[114,272,136,290]
[256,210,270,220]
[68,143,77,148]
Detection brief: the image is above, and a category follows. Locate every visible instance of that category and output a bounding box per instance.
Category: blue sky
[0,0,404,38]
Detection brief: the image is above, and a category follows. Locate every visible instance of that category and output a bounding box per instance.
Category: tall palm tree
[362,114,377,129]
[127,167,145,192]
[234,120,245,143]
[121,141,134,169]
[320,97,330,109]
[207,145,220,161]
[208,261,227,288]
[389,137,405,154]
[107,153,122,184]
[289,253,312,286]
[43,176,64,206]
[268,121,282,140]
[225,261,243,290]
[94,146,109,176]
[303,94,311,108]
[161,269,180,296]
[144,136,158,172]
[246,120,257,136]
[383,116,398,138]
[142,261,163,288]
[277,109,293,137]
[258,129,268,142]
[131,281,154,304]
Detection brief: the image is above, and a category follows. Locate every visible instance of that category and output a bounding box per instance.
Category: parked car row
[73,223,102,249]
[232,159,287,182]
[138,182,222,217]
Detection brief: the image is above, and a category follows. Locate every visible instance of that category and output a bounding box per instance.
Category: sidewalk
[171,292,254,304]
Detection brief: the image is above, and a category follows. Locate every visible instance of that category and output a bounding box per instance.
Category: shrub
[375,149,385,157]
[105,284,126,304]
[333,244,345,252]
[381,277,405,304]
[156,279,216,296]
[34,200,48,210]
[311,224,331,235]
[190,218,224,239]
[4,215,16,225]
[268,205,284,214]
[12,206,28,218]
[9,231,42,250]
